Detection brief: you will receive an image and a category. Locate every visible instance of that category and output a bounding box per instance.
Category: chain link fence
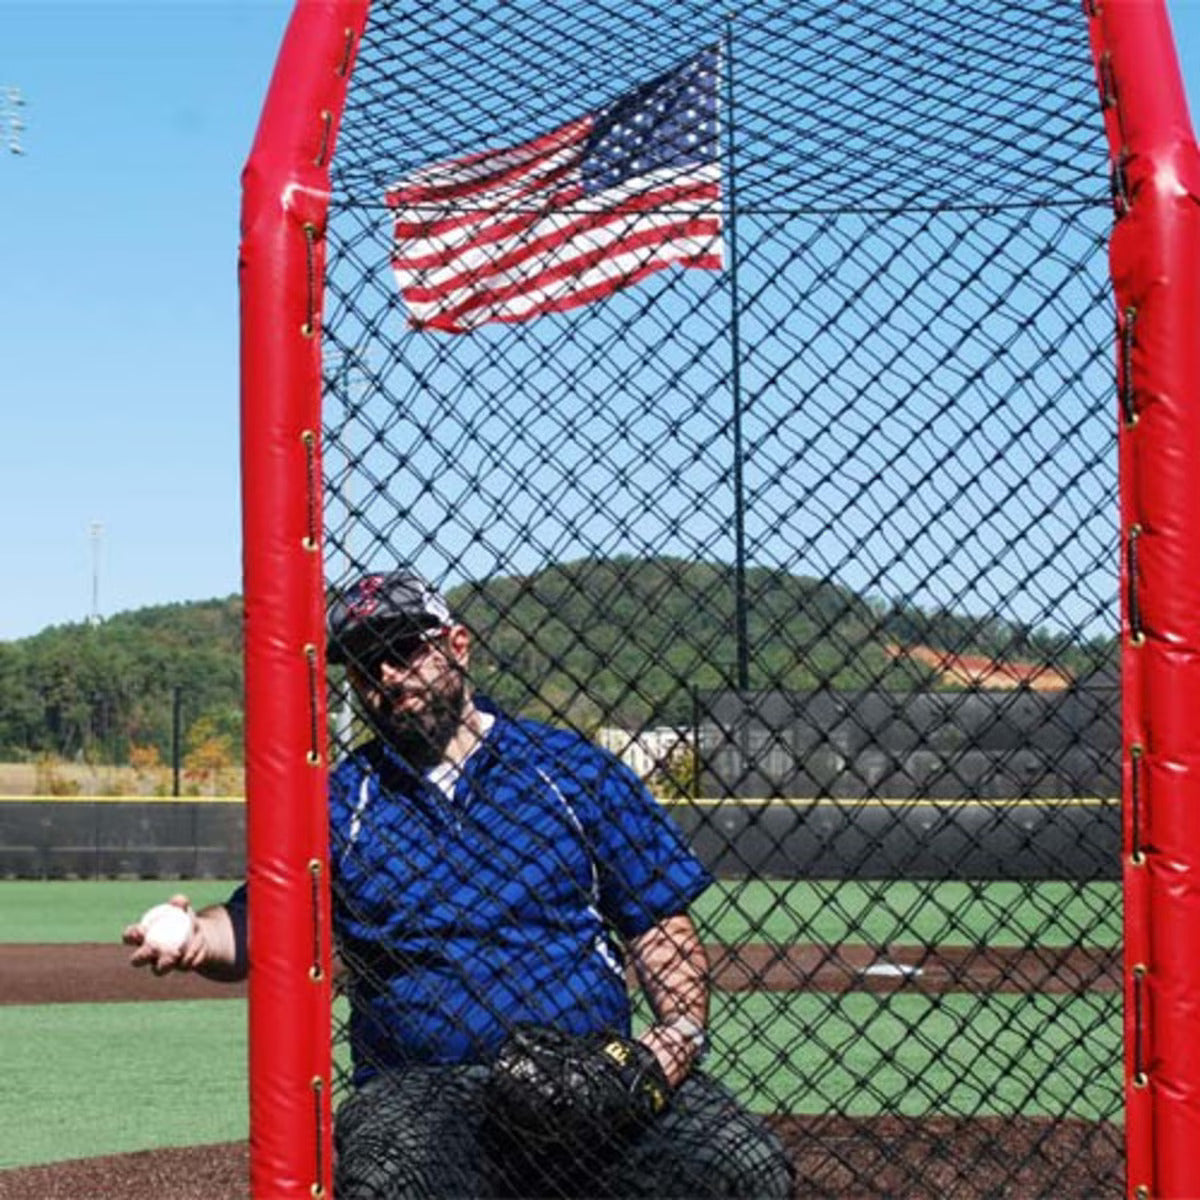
[319,2,1121,1194]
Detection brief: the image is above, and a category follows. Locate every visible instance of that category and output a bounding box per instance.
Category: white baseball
[139,903,193,955]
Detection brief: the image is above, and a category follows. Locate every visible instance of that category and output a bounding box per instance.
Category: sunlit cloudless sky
[1,1,1198,641]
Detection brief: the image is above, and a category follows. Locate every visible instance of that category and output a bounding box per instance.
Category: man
[125,568,793,1199]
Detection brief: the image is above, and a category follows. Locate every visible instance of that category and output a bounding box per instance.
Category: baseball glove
[487,1025,671,1153]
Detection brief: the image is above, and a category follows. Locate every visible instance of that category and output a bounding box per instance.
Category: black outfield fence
[698,680,1119,802]
[685,680,1120,878]
[675,796,1118,882]
[0,800,245,880]
[0,793,1113,882]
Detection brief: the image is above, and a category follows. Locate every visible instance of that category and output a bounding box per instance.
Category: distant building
[596,725,691,780]
[885,643,1073,691]
[599,662,1114,801]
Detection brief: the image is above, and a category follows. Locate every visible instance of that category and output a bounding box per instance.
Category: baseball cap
[327,569,453,664]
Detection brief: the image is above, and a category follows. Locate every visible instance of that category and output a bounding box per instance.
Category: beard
[371,670,467,769]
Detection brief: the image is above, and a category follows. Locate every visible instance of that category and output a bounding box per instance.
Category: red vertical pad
[1093,1,1200,1195]
[239,2,368,1196]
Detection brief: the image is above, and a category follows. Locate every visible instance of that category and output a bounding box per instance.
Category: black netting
[320,2,1121,1195]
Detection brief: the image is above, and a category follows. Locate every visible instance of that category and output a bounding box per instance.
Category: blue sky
[1,1,1197,642]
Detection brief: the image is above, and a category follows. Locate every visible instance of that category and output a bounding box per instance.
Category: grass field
[711,991,1120,1121]
[1,1000,248,1168]
[0,878,1123,1170]
[1,877,1122,946]
[1,879,242,943]
[692,878,1121,948]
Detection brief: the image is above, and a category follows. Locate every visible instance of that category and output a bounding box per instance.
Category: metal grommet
[309,964,325,981]
[1129,851,1146,867]
[1132,1072,1149,1089]
[1130,631,1146,647]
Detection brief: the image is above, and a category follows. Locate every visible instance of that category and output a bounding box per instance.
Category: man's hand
[122,895,242,980]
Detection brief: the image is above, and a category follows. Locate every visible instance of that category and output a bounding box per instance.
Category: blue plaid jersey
[230,696,711,1081]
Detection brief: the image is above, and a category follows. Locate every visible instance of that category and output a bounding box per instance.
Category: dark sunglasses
[357,627,447,678]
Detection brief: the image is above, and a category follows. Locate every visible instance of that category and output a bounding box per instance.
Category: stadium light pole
[2,86,25,155]
[321,343,371,561]
[88,522,103,627]
[325,342,371,748]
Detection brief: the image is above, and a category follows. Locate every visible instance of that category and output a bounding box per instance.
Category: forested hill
[455,557,1110,725]
[0,557,1112,761]
[0,596,244,764]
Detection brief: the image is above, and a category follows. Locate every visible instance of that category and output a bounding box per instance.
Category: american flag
[386,48,723,334]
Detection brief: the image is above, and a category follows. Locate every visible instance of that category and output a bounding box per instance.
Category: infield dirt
[0,1116,1122,1199]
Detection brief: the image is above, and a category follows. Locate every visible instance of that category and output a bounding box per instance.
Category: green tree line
[0,557,1115,762]
[0,597,244,764]
[459,557,1114,727]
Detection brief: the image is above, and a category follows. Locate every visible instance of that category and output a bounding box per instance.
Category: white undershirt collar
[424,710,495,801]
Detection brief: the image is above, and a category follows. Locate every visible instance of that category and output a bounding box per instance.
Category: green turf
[1,879,1122,1169]
[0,880,241,943]
[1,877,1119,948]
[707,991,1123,1123]
[693,879,1121,948]
[0,999,247,1170]
[0,988,1117,1171]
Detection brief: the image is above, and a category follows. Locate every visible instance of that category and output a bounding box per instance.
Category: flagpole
[723,16,750,693]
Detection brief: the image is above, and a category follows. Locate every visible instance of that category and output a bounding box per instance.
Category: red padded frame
[240,3,369,1195]
[1089,2,1200,1195]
